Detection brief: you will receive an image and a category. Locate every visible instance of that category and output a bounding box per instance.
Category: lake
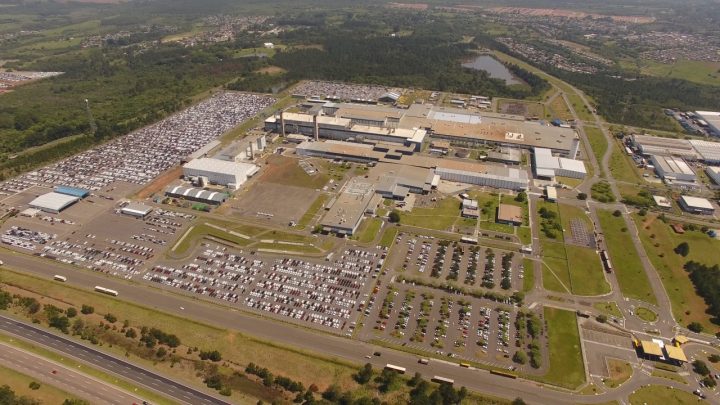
[462,55,521,85]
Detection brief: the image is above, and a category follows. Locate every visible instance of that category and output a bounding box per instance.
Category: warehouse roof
[689,139,720,162]
[680,195,714,210]
[183,158,257,177]
[54,185,89,198]
[29,192,79,212]
[121,203,153,216]
[497,204,523,223]
[165,185,227,203]
[652,155,694,176]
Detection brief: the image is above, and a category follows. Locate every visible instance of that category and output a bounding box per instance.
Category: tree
[353,363,373,384]
[577,192,587,200]
[515,191,527,203]
[408,371,422,387]
[674,242,690,257]
[512,351,527,364]
[708,354,720,363]
[65,307,77,318]
[199,350,222,362]
[693,360,711,376]
[388,210,401,223]
[322,384,341,401]
[156,347,167,358]
[81,305,94,315]
[104,313,117,323]
[688,322,704,333]
[512,398,527,405]
[28,382,41,390]
[596,314,607,323]
[613,210,622,217]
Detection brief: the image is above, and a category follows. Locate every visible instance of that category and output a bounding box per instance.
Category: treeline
[684,261,720,323]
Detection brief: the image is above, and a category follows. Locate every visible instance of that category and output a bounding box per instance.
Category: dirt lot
[229,182,320,226]
[259,155,329,190]
[135,166,182,199]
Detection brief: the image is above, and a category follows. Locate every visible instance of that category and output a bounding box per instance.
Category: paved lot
[229,182,320,226]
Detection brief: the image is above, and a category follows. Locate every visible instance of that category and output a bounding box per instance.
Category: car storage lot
[145,242,385,332]
[393,233,525,292]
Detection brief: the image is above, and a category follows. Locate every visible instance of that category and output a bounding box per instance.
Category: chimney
[249,141,254,160]
[280,111,286,136]
[313,114,319,141]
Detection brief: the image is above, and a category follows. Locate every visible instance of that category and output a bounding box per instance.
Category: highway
[0,314,230,405]
[0,341,143,404]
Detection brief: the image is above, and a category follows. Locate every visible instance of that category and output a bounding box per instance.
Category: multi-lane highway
[0,314,230,405]
[0,341,143,404]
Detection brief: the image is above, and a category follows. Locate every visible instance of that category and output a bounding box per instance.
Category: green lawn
[0,362,80,404]
[650,369,687,384]
[517,226,531,245]
[298,194,328,228]
[538,307,585,389]
[557,203,593,240]
[400,197,460,231]
[608,138,643,185]
[379,227,399,249]
[593,302,622,318]
[597,210,657,305]
[639,59,720,86]
[172,223,252,255]
[629,385,700,405]
[354,217,383,244]
[567,92,594,121]
[635,307,658,322]
[522,258,535,292]
[565,245,610,296]
[585,126,607,177]
[634,213,720,331]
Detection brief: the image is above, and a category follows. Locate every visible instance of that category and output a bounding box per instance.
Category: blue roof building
[54,185,90,198]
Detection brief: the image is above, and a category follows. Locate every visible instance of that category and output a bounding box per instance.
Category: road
[0,314,230,405]
[0,341,143,404]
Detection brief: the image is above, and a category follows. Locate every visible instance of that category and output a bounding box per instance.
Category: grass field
[298,194,328,228]
[628,385,699,405]
[639,59,720,86]
[635,307,658,322]
[0,270,361,393]
[261,155,329,189]
[584,126,607,177]
[651,369,687,384]
[523,258,535,292]
[593,302,622,318]
[354,218,383,244]
[566,92,594,122]
[379,227,398,248]
[608,138,643,185]
[565,245,610,296]
[548,95,573,120]
[539,307,585,389]
[597,210,657,305]
[634,213,720,330]
[557,203,593,239]
[0,362,79,404]
[604,360,632,388]
[400,197,460,231]
[172,222,252,255]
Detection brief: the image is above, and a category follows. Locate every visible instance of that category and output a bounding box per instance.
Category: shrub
[199,350,222,362]
[65,307,77,318]
[596,314,607,323]
[388,210,401,223]
[80,305,94,315]
[688,321,704,333]
[104,313,117,323]
[28,382,41,390]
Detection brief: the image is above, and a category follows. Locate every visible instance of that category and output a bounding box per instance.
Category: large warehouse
[434,161,529,191]
[29,192,79,213]
[165,185,228,205]
[321,178,376,235]
[707,166,720,185]
[696,111,720,137]
[532,147,587,179]
[679,196,715,215]
[689,139,720,164]
[631,134,699,160]
[182,158,258,190]
[650,155,696,182]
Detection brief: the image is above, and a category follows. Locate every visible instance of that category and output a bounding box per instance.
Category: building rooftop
[653,195,672,208]
[29,192,79,212]
[639,340,663,357]
[664,345,687,363]
[497,204,523,223]
[322,178,375,231]
[652,155,695,176]
[122,202,153,216]
[680,195,714,210]
[689,139,720,162]
[165,185,227,203]
[183,158,257,177]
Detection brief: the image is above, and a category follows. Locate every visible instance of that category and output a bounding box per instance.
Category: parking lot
[392,233,525,292]
[144,243,384,332]
[363,282,529,369]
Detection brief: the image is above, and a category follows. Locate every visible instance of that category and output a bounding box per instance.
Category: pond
[462,54,521,85]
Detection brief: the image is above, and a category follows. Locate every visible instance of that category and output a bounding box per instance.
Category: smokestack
[280,111,286,136]
[313,113,319,141]
[570,135,580,160]
[249,141,254,160]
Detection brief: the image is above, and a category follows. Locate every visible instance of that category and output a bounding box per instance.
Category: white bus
[385,364,406,374]
[432,376,454,385]
[94,286,119,296]
[53,275,67,282]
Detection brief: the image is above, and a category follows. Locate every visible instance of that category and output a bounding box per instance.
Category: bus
[53,275,67,282]
[431,376,454,385]
[490,369,518,379]
[600,250,609,262]
[459,362,471,368]
[94,286,119,296]
[384,364,406,374]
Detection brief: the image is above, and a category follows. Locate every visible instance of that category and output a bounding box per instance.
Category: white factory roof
[533,147,560,169]
[689,140,720,162]
[183,158,257,176]
[696,111,720,127]
[680,196,714,210]
[653,155,694,175]
[29,192,79,212]
[558,157,587,173]
[653,195,672,208]
[121,203,153,216]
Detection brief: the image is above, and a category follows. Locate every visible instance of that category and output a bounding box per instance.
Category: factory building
[485,148,522,165]
[689,139,720,164]
[631,134,699,160]
[372,164,437,200]
[706,166,720,185]
[29,192,79,213]
[434,163,529,191]
[321,178,375,236]
[120,203,153,218]
[497,204,523,225]
[532,147,587,179]
[215,134,267,162]
[678,196,715,215]
[164,186,228,205]
[695,111,720,137]
[650,155,696,182]
[182,158,258,190]
[54,186,90,198]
